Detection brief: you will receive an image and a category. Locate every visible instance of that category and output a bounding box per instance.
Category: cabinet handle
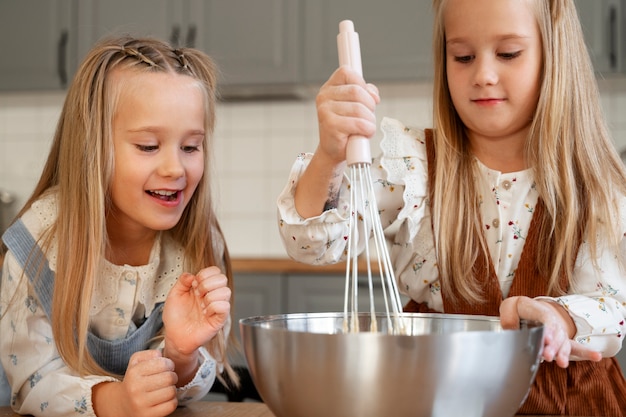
[170,25,181,47]
[186,25,197,48]
[609,5,617,70]
[57,30,68,88]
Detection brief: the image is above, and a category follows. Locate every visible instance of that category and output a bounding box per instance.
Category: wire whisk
[337,20,405,334]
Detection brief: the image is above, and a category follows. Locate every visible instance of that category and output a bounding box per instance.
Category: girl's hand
[92,350,178,417]
[163,266,231,358]
[500,296,602,368]
[315,65,380,164]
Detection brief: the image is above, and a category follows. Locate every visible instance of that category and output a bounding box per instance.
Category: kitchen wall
[1,77,626,258]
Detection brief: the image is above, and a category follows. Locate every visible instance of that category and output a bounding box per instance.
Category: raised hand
[316,66,380,164]
[163,266,231,357]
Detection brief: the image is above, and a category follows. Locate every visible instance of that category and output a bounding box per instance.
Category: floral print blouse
[277,117,626,357]
[0,192,219,416]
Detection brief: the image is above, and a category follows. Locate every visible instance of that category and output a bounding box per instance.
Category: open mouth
[147,190,180,202]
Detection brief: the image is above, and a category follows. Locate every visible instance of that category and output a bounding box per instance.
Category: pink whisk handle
[337,20,372,166]
[337,20,362,76]
[346,137,371,166]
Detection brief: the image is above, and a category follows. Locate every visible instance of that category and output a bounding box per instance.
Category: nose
[472,56,498,87]
[158,149,185,179]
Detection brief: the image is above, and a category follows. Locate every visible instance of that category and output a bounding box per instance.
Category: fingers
[326,66,379,97]
[316,67,380,162]
[499,297,523,329]
[128,350,176,379]
[128,348,165,367]
[195,267,228,291]
[501,297,567,363]
[318,70,378,121]
[192,268,231,316]
[542,326,572,367]
[192,269,230,300]
[123,350,179,415]
[500,296,602,368]
[321,67,380,109]
[570,342,603,362]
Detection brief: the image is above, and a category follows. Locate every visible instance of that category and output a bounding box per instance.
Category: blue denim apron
[0,219,164,406]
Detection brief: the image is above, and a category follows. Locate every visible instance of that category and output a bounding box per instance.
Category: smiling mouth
[147,190,180,201]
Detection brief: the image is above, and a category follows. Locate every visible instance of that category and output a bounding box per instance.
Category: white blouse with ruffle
[277,116,626,357]
[0,192,219,416]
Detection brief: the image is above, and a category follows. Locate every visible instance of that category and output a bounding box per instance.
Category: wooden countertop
[0,402,589,417]
[231,257,380,274]
[0,403,272,417]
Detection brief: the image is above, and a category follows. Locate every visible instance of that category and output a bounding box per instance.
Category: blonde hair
[3,36,238,385]
[431,0,626,304]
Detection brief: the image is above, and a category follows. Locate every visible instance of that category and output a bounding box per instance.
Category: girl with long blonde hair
[278,0,626,414]
[1,35,238,416]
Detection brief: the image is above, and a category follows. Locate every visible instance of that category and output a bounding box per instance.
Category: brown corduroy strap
[403,128,626,416]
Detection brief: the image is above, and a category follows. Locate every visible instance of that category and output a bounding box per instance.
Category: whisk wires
[343,161,405,334]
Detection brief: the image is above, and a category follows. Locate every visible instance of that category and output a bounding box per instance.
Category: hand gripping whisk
[337,20,405,334]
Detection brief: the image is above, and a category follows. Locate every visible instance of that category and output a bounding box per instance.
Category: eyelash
[135,145,201,153]
[453,51,522,63]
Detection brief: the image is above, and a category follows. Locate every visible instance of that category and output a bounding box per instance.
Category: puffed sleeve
[152,343,217,405]
[277,117,440,311]
[275,117,419,266]
[539,195,626,358]
[277,152,354,265]
[1,252,116,417]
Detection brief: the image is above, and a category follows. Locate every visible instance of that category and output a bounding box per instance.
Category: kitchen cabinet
[77,0,300,92]
[286,273,408,314]
[2,2,624,93]
[232,273,284,331]
[575,0,625,73]
[0,0,430,92]
[0,0,77,91]
[231,265,409,336]
[302,0,434,84]
[189,0,300,89]
[77,0,182,58]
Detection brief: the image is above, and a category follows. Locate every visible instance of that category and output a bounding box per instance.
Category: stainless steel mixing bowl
[240,312,543,417]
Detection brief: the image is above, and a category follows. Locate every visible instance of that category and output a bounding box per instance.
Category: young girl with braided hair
[0,35,238,416]
[278,0,626,414]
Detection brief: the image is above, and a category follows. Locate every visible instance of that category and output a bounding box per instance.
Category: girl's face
[108,70,206,236]
[444,0,542,148]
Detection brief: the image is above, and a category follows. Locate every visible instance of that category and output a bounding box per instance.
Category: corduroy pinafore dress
[403,130,626,416]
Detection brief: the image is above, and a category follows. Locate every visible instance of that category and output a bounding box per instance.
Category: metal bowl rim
[239,311,543,335]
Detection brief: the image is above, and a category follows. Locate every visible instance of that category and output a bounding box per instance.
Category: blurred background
[1,0,625,392]
[0,0,625,256]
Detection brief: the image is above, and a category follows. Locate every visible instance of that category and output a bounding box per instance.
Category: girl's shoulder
[379,117,430,186]
[19,189,59,241]
[380,117,430,149]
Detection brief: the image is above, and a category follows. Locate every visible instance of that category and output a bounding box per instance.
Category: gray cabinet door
[0,0,76,91]
[286,274,408,314]
[575,0,625,73]
[303,0,434,84]
[188,0,301,87]
[232,273,284,351]
[76,0,183,64]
